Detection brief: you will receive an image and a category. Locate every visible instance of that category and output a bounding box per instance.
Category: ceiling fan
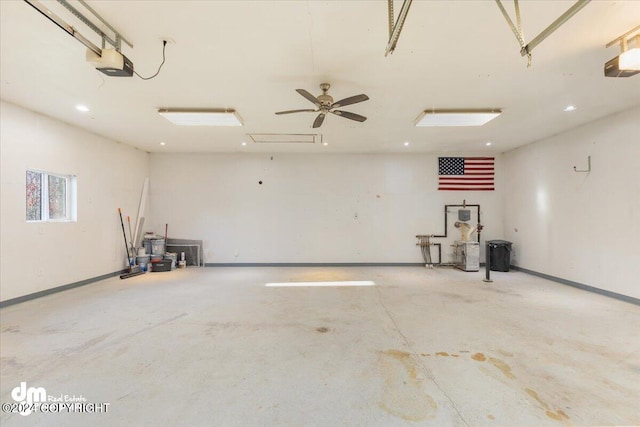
[275,83,369,128]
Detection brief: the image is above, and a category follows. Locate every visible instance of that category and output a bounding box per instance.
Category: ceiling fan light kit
[415,110,502,127]
[275,83,369,128]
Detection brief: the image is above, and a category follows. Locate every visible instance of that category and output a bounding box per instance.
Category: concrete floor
[1,266,639,426]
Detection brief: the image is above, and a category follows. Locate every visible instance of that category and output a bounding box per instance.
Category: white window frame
[26,169,77,223]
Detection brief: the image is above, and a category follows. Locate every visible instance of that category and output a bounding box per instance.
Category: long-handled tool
[119,208,143,279]
[164,223,168,254]
[127,215,136,256]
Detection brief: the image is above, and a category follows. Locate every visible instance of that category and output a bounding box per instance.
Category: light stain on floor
[378,349,437,421]
[488,356,515,379]
[432,352,461,358]
[472,352,487,362]
[525,388,570,421]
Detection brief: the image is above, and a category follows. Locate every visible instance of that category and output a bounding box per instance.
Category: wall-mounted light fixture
[605,26,640,78]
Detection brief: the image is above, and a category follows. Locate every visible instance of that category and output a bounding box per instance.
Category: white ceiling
[1,0,639,154]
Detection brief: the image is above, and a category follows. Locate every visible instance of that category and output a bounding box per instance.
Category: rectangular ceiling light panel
[248,133,319,144]
[415,110,502,127]
[158,109,243,126]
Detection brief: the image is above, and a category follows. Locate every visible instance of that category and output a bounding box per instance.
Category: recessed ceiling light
[486,142,492,146]
[75,104,89,112]
[415,109,501,127]
[160,142,166,146]
[404,141,410,146]
[158,109,243,126]
[322,142,328,146]
[241,142,247,146]
[563,105,576,112]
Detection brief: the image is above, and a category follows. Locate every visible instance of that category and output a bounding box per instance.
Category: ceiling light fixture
[160,142,166,146]
[619,40,640,70]
[322,142,328,146]
[158,109,243,126]
[75,104,89,112]
[415,109,502,127]
[486,142,492,146]
[404,141,410,146]
[248,133,318,144]
[563,105,576,112]
[605,27,640,78]
[241,142,247,146]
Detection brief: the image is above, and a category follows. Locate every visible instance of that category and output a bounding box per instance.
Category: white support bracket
[495,0,591,66]
[385,0,413,56]
[23,0,133,57]
[24,0,102,56]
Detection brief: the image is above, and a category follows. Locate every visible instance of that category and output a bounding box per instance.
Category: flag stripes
[438,157,495,191]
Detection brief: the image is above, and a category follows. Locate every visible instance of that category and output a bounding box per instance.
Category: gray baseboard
[6,264,635,308]
[205,263,425,267]
[0,270,127,309]
[511,265,639,306]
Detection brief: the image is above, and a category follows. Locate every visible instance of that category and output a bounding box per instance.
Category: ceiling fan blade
[296,89,321,106]
[312,113,326,128]
[275,109,317,115]
[331,110,367,122]
[332,94,369,108]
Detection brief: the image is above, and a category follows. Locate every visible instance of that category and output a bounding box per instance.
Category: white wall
[148,153,504,264]
[0,101,149,302]
[504,106,640,299]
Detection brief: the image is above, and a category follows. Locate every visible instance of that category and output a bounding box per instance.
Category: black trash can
[488,240,512,272]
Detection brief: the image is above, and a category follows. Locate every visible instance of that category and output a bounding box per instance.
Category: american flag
[438,157,495,191]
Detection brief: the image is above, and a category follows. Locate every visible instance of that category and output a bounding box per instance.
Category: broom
[118,208,143,279]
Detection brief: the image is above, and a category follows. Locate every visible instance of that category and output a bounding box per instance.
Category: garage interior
[1,1,639,426]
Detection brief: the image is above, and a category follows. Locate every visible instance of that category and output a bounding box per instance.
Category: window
[26,170,77,222]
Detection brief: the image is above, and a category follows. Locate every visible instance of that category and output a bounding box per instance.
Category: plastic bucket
[151,239,165,255]
[143,239,152,256]
[164,252,178,269]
